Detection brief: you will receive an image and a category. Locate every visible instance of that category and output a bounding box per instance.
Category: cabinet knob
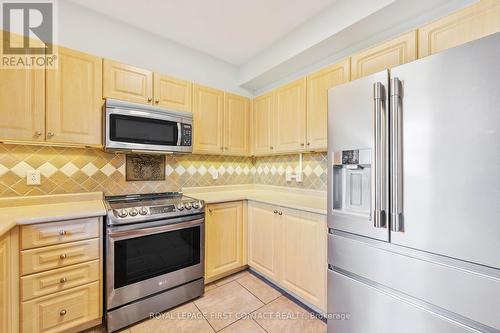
[147,97,152,102]
[307,142,311,146]
[300,143,305,147]
[58,230,66,236]
[60,309,67,316]
[155,99,159,104]
[59,253,67,260]
[60,277,67,283]
[273,210,278,214]
[208,209,212,214]
[270,146,274,150]
[47,132,54,138]
[34,131,42,137]
[278,211,283,216]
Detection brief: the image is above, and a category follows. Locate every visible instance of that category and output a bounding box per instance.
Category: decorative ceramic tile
[0,143,326,197]
[126,155,165,181]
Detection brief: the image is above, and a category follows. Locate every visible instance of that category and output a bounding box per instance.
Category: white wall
[55,0,252,96]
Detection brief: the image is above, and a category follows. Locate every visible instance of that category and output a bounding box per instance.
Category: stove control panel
[111,200,204,220]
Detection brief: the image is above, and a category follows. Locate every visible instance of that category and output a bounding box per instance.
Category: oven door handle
[108,218,204,240]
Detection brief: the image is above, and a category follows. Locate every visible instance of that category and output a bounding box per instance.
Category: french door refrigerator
[327,32,500,333]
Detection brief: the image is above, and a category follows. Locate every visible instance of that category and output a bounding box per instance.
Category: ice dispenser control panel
[332,149,371,216]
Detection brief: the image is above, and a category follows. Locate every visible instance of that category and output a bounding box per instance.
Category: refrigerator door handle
[372,82,386,228]
[390,77,404,232]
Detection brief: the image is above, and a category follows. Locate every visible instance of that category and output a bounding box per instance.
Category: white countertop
[184,185,327,215]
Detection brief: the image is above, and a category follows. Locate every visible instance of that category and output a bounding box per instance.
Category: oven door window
[114,226,200,288]
[110,114,178,146]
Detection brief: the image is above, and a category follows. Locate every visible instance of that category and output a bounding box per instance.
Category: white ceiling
[68,0,338,66]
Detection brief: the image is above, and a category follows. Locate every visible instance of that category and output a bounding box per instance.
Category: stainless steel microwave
[104,99,193,154]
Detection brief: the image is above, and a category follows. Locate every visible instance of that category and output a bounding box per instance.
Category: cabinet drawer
[21,239,99,276]
[21,260,100,301]
[21,218,100,250]
[22,281,100,333]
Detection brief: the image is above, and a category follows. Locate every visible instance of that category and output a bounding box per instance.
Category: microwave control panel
[181,124,192,146]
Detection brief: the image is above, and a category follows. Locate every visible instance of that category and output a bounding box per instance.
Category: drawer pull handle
[60,277,67,283]
[59,254,67,260]
[59,230,67,236]
[60,309,67,316]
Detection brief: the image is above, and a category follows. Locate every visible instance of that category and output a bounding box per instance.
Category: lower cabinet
[247,201,327,311]
[205,201,246,281]
[0,229,17,333]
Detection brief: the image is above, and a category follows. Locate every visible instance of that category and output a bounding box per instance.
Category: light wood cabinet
[0,228,19,333]
[22,281,100,333]
[280,207,327,310]
[46,47,102,146]
[418,0,500,58]
[224,93,251,155]
[103,59,153,105]
[153,74,192,112]
[205,201,245,281]
[247,201,327,311]
[247,202,281,282]
[351,30,417,80]
[274,78,307,153]
[0,32,45,143]
[253,92,274,155]
[192,84,224,154]
[306,59,350,150]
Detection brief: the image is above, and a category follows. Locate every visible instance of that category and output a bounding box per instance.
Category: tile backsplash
[0,144,327,197]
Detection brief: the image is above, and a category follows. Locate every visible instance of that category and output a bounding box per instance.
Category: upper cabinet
[253,92,274,155]
[0,33,45,142]
[153,74,192,112]
[418,0,500,58]
[193,84,224,154]
[306,59,350,150]
[274,78,307,153]
[103,59,153,105]
[351,30,417,80]
[224,93,251,155]
[46,47,103,146]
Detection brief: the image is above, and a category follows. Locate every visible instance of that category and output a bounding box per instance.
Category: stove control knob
[176,203,184,211]
[192,201,200,209]
[129,208,138,217]
[117,209,128,218]
[184,202,192,210]
[139,207,148,215]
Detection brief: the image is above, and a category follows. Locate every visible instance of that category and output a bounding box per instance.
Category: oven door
[106,216,204,310]
[105,107,192,153]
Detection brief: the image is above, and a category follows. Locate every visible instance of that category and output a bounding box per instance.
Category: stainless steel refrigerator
[327,32,500,333]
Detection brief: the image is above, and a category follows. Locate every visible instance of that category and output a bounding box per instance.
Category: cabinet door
[224,93,250,155]
[306,59,350,150]
[192,84,224,154]
[280,208,327,311]
[253,92,274,155]
[153,73,192,112]
[46,47,102,146]
[274,78,307,153]
[103,59,153,104]
[0,33,45,142]
[0,233,10,333]
[418,0,500,58]
[205,202,244,280]
[351,31,417,80]
[247,202,280,282]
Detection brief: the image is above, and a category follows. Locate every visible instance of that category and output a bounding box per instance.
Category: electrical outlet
[27,170,41,185]
[296,171,303,183]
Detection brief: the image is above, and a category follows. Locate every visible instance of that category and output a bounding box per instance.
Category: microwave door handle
[177,123,182,146]
[390,77,404,232]
[372,82,386,228]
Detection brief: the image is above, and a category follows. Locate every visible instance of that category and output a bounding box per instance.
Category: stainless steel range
[104,192,205,332]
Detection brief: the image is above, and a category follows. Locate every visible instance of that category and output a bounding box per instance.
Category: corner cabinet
[205,201,246,281]
[46,47,103,146]
[253,92,274,155]
[350,30,417,80]
[247,202,327,311]
[274,78,307,153]
[418,0,500,58]
[306,58,350,150]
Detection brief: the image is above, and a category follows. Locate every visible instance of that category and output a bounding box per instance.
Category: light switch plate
[27,170,41,185]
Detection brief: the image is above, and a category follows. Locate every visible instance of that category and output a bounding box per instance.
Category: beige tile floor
[86,270,326,333]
